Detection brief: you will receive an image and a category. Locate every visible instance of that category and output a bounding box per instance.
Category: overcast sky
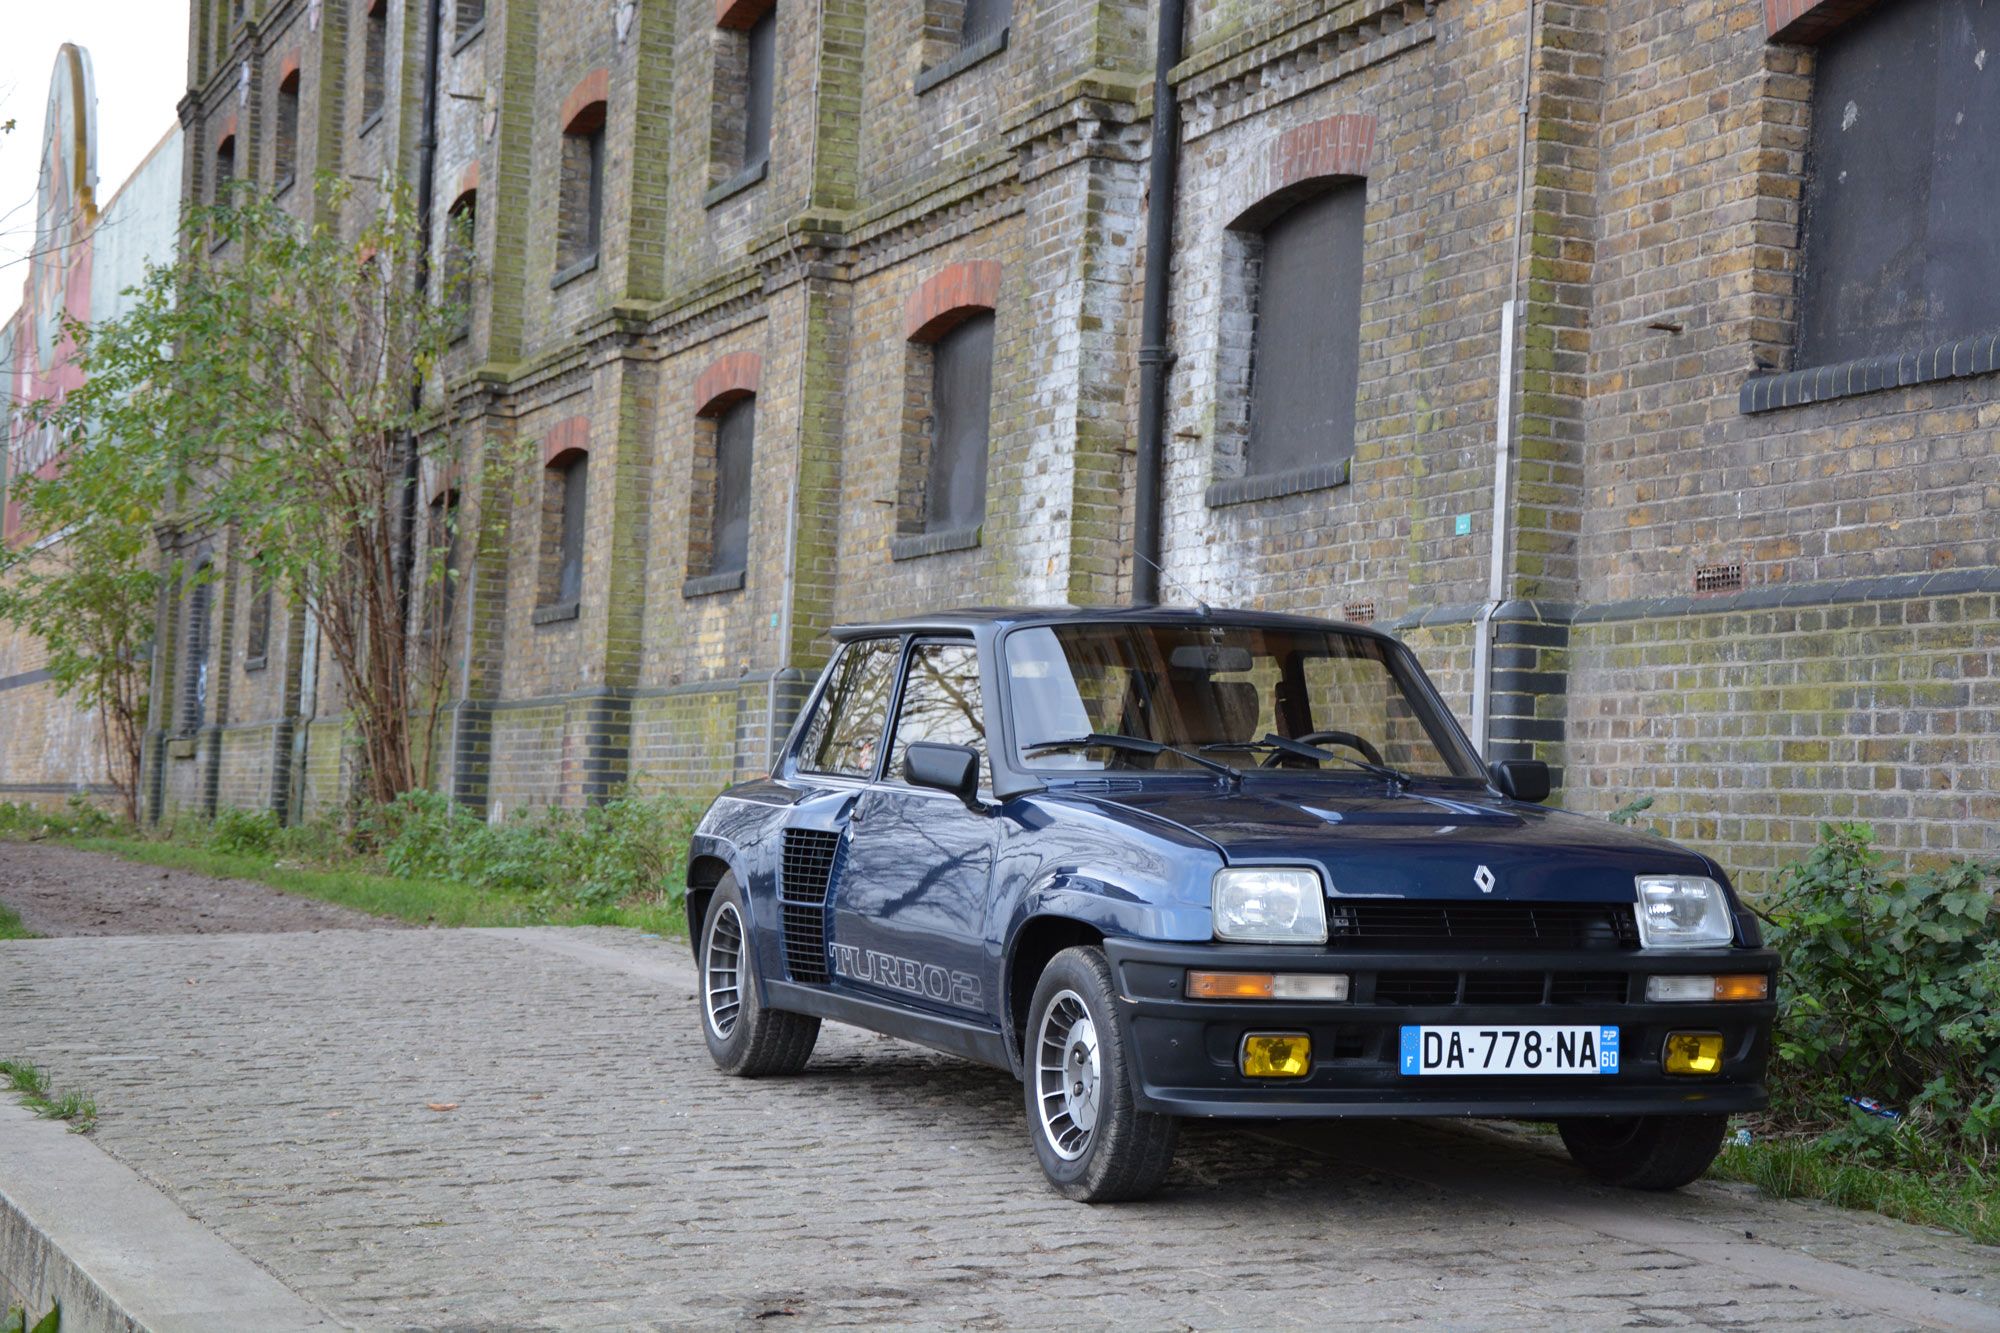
[0,2,189,294]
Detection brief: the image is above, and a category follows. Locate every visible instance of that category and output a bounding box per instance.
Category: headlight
[1212,867,1327,944]
[1633,875,1734,948]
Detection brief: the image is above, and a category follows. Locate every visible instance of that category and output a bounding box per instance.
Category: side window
[888,641,986,782]
[798,638,902,777]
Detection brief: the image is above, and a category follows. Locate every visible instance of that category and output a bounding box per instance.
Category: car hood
[1066,780,1711,903]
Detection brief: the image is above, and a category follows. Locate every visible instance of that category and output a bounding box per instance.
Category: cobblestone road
[1,927,1996,1331]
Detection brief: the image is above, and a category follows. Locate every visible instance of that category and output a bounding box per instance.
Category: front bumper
[1105,938,1777,1120]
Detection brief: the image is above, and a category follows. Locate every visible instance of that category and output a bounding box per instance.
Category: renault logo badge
[1474,865,1495,894]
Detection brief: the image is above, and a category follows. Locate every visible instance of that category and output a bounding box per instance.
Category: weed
[0,900,35,941]
[0,1061,97,1134]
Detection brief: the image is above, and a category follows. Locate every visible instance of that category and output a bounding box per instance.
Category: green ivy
[1762,823,2000,1169]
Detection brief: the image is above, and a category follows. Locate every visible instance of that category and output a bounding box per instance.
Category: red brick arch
[694,351,762,416]
[215,114,239,151]
[278,51,301,83]
[561,68,610,133]
[1765,0,1879,42]
[458,161,480,198]
[1224,113,1375,231]
[541,415,591,468]
[904,261,1003,343]
[715,0,775,29]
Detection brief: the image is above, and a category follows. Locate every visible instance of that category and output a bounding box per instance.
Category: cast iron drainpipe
[396,0,446,643]
[1132,0,1187,607]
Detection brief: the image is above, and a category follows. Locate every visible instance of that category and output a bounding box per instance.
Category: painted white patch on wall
[1841,100,1859,132]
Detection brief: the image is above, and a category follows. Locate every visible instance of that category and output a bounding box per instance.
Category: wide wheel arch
[1005,916,1106,1073]
[685,854,733,959]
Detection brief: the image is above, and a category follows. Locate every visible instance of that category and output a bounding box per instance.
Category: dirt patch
[0,841,401,937]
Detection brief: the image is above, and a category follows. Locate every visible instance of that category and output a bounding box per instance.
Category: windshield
[1004,623,1485,782]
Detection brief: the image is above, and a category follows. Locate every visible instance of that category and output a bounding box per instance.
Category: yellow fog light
[1240,1033,1312,1078]
[1664,1031,1725,1076]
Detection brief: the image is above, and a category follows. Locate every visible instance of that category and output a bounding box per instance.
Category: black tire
[1023,946,1179,1202]
[698,873,819,1077]
[1556,1114,1728,1190]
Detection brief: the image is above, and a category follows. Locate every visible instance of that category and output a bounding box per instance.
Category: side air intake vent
[779,829,842,984]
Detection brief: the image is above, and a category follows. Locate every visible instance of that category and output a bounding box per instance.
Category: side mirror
[904,742,986,812]
[1490,759,1551,804]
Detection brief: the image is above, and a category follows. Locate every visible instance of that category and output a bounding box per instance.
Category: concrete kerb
[0,1099,335,1333]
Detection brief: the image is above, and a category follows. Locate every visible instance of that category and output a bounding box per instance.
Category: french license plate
[1399,1025,1619,1076]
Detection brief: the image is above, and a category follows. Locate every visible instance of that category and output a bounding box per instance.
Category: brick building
[0,46,183,807]
[145,0,1996,881]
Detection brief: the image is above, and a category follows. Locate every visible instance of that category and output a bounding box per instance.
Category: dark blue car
[687,608,1777,1201]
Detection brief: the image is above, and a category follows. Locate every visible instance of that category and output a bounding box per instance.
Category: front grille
[1326,900,1639,950]
[1374,970,1634,1008]
[779,829,842,984]
[1376,972,1460,1005]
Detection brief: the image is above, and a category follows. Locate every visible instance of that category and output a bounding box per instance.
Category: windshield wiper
[1023,732,1243,786]
[1201,733,1419,791]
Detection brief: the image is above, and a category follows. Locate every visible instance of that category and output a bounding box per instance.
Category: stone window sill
[683,569,746,599]
[452,18,486,54]
[1740,331,2000,414]
[916,26,1009,94]
[167,737,197,760]
[532,600,580,626]
[273,175,296,201]
[1206,457,1351,508]
[702,159,768,210]
[551,251,600,289]
[891,525,981,562]
[244,655,268,674]
[358,108,384,139]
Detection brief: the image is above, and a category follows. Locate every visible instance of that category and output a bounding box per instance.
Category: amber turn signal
[1240,1033,1312,1078]
[1191,971,1276,999]
[1663,1031,1725,1076]
[1713,974,1770,1002]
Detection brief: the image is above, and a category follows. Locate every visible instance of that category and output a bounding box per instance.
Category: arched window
[445,189,476,339]
[179,571,214,735]
[556,101,606,281]
[361,0,389,127]
[1243,181,1365,481]
[275,70,302,189]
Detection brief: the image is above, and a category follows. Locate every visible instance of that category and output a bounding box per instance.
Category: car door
[768,636,903,989]
[831,637,999,1024]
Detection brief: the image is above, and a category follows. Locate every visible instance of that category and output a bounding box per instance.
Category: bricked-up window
[456,0,486,40]
[275,72,301,190]
[1795,0,2000,367]
[961,0,1009,46]
[710,397,754,578]
[445,190,476,339]
[244,570,272,667]
[179,573,213,735]
[539,453,589,613]
[361,0,388,127]
[1246,181,1365,479]
[925,312,994,534]
[709,1,776,197]
[555,102,606,281]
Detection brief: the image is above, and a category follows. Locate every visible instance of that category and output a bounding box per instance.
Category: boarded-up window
[214,136,236,202]
[556,103,606,277]
[711,397,754,577]
[555,455,588,605]
[743,9,776,173]
[362,0,388,124]
[926,311,993,533]
[1796,0,2000,366]
[961,0,1009,45]
[1246,181,1365,478]
[428,489,461,639]
[275,73,300,188]
[180,575,213,735]
[445,191,476,338]
[244,570,272,666]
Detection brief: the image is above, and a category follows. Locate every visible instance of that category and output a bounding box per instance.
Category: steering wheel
[1260,729,1385,768]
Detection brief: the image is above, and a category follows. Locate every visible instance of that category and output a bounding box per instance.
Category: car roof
[829,605,1394,643]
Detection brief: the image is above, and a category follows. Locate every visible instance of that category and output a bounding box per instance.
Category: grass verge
[0,1060,97,1134]
[1713,1138,1999,1246]
[59,835,683,935]
[0,900,35,941]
